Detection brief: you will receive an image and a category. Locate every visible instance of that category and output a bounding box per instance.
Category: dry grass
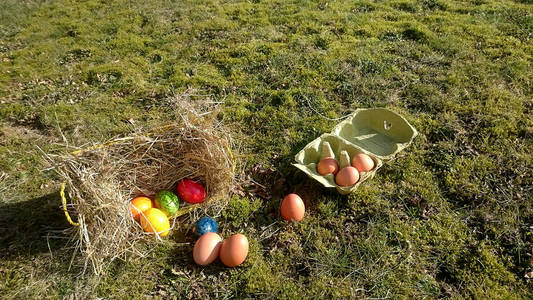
[45,104,234,275]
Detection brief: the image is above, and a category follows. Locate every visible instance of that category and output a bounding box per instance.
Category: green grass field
[1,0,532,298]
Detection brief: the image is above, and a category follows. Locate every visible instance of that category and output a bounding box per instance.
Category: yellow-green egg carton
[293,108,418,194]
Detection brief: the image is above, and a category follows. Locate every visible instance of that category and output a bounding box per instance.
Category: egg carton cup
[294,108,418,194]
[294,134,383,194]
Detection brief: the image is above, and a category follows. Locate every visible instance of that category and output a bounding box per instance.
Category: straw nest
[49,106,234,275]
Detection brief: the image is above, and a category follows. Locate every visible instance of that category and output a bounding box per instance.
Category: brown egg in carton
[293,135,382,194]
[293,108,417,194]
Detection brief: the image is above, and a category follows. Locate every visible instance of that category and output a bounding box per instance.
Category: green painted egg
[154,190,180,218]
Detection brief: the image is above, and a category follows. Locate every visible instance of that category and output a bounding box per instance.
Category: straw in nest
[46,107,234,275]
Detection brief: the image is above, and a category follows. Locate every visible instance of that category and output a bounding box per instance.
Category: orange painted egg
[219,234,249,267]
[130,196,153,221]
[317,157,339,175]
[351,153,375,173]
[280,193,305,222]
[335,167,360,187]
[193,232,222,265]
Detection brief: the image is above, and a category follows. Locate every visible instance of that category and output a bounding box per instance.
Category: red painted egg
[177,179,206,204]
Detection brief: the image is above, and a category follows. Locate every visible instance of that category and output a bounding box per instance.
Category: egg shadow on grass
[287,168,349,213]
[164,226,229,277]
[0,191,71,259]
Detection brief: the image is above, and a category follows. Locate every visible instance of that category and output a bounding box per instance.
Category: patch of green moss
[222,196,263,228]
[1,0,532,298]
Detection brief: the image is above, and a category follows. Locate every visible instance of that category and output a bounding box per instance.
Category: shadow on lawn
[0,191,71,258]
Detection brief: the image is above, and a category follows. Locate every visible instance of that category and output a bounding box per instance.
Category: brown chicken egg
[193,232,222,265]
[219,234,249,267]
[335,166,360,187]
[351,153,375,173]
[317,157,339,175]
[280,193,305,222]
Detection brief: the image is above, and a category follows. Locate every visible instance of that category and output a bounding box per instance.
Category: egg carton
[293,108,418,194]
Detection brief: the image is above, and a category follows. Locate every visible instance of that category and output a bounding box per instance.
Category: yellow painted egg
[140,208,171,237]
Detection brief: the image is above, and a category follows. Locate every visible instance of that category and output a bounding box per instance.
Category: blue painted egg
[195,217,218,236]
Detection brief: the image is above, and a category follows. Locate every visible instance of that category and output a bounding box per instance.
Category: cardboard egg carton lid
[293,108,417,194]
[331,108,418,161]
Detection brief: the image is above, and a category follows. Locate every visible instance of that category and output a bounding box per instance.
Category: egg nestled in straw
[193,232,222,265]
[154,190,180,218]
[219,234,249,267]
[177,179,206,204]
[140,208,171,237]
[130,196,153,221]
